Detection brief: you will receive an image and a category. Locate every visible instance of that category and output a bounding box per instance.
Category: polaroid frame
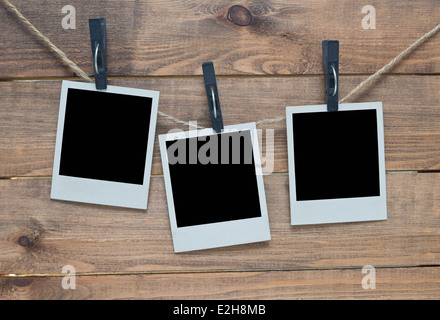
[159,122,271,253]
[286,102,387,225]
[51,80,159,210]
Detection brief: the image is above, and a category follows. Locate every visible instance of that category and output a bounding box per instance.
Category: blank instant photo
[286,102,387,225]
[159,122,271,253]
[51,80,159,209]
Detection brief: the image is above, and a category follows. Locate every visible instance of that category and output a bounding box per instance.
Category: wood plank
[1,0,439,78]
[0,173,439,275]
[1,75,440,177]
[1,267,439,300]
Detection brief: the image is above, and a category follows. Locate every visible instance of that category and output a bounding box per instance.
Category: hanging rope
[2,0,439,128]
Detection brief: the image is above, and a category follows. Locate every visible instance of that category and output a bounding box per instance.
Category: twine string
[2,0,439,128]
[1,0,92,83]
[339,24,440,104]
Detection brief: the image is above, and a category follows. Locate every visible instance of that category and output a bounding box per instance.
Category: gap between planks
[0,170,423,180]
[1,264,439,279]
[0,73,440,83]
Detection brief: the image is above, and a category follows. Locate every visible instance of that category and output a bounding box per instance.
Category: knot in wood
[11,278,34,287]
[17,235,31,247]
[227,5,253,26]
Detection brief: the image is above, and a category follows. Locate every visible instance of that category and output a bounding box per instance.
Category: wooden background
[0,0,439,300]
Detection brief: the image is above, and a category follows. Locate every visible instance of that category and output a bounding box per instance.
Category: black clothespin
[89,18,107,90]
[202,62,224,133]
[322,40,339,112]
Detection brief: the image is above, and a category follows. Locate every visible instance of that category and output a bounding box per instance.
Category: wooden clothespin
[202,62,224,133]
[322,40,339,111]
[89,18,107,90]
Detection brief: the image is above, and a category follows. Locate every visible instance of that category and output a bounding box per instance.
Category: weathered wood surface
[1,267,439,300]
[1,0,439,300]
[0,173,439,276]
[0,1,439,78]
[1,75,440,178]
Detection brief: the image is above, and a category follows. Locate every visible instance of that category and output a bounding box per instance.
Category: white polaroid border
[51,80,159,210]
[286,102,387,225]
[159,122,271,253]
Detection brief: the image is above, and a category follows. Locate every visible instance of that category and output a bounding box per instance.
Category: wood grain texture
[1,267,439,300]
[1,0,439,301]
[0,173,439,275]
[1,75,440,178]
[0,0,439,78]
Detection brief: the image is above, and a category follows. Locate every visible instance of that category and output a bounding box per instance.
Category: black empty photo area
[292,109,380,201]
[59,88,152,185]
[166,130,262,228]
